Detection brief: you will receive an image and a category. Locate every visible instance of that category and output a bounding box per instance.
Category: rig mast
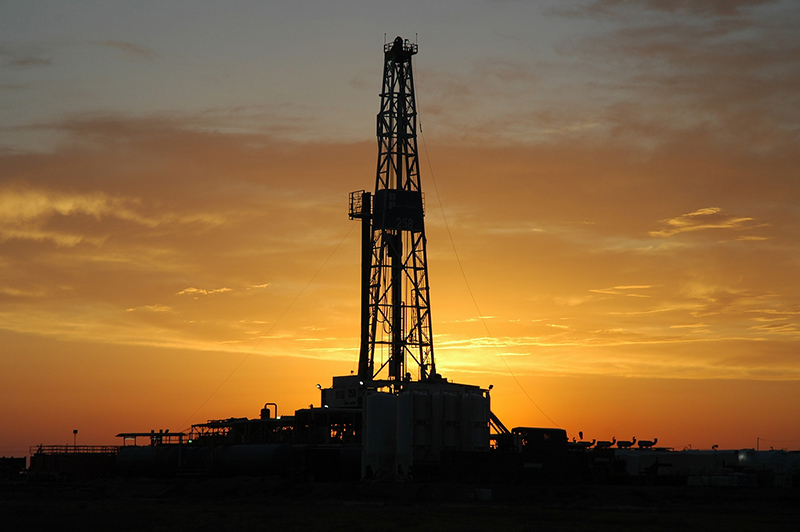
[350,36,435,388]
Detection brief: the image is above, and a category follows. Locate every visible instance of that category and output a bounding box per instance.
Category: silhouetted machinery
[111,37,568,482]
[35,39,756,487]
[250,35,497,479]
[326,35,492,478]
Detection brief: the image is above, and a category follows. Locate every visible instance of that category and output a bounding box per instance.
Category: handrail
[30,445,119,455]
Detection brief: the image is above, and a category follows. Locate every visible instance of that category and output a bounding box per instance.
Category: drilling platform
[333,35,495,477]
[24,38,799,487]
[111,35,512,482]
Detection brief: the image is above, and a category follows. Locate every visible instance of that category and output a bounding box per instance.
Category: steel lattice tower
[350,36,435,387]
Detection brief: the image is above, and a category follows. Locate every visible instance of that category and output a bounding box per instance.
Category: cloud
[0,45,53,69]
[0,188,131,223]
[0,115,374,358]
[550,0,800,152]
[0,186,228,247]
[176,287,233,296]
[0,286,45,298]
[735,235,772,242]
[649,207,762,237]
[0,113,797,386]
[582,0,778,17]
[9,57,52,67]
[747,322,800,335]
[590,286,654,296]
[127,304,173,312]
[90,40,158,61]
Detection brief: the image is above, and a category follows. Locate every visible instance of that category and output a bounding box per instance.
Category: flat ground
[2,478,799,531]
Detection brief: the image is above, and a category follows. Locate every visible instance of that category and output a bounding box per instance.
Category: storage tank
[364,392,397,478]
[116,445,181,477]
[441,391,458,450]
[461,391,489,451]
[217,444,291,476]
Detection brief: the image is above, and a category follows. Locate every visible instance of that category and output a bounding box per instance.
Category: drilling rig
[351,35,435,386]
[37,37,694,486]
[317,36,492,478]
[112,37,518,482]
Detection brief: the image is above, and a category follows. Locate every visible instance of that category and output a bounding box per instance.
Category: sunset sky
[2,0,799,455]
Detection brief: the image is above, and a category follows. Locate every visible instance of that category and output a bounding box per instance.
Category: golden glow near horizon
[2,1,799,454]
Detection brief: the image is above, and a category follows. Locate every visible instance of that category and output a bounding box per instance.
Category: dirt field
[3,477,799,531]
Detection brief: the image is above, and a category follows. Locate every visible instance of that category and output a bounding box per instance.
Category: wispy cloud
[748,322,800,335]
[649,207,762,237]
[90,40,158,61]
[127,304,173,312]
[176,287,232,296]
[0,187,229,247]
[550,0,800,154]
[590,285,653,296]
[9,57,52,67]
[581,0,777,18]
[0,286,45,298]
[0,45,53,69]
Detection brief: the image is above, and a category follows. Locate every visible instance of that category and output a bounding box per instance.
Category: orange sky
[2,0,799,454]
